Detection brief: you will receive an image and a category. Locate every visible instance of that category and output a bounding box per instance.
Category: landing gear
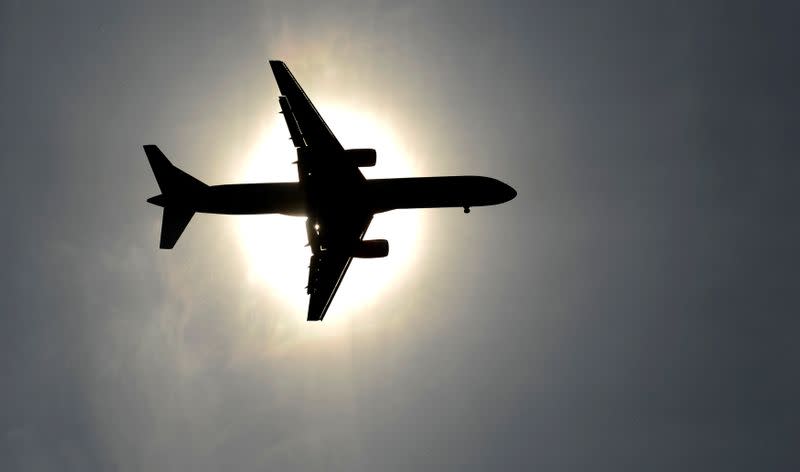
[463,206,471,214]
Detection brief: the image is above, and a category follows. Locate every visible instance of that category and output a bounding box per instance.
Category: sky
[1,1,799,470]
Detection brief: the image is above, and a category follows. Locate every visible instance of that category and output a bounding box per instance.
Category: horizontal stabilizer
[160,206,195,249]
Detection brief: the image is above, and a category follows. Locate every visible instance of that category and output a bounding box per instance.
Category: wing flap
[278,96,306,148]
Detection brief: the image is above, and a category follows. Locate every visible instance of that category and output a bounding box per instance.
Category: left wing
[269,60,342,152]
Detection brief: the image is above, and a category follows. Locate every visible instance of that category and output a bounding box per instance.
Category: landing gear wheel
[463,206,471,214]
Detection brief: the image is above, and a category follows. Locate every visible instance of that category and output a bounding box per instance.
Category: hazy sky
[2,1,799,470]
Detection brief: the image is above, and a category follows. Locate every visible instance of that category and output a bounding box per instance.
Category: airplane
[145,60,516,321]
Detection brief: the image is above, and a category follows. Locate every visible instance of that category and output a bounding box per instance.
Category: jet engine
[344,148,376,167]
[352,239,389,258]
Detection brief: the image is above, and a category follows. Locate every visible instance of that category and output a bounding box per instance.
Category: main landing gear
[463,206,471,214]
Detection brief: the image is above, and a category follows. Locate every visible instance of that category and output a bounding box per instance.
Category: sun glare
[238,105,424,321]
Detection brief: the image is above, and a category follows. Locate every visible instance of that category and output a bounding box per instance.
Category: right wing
[305,213,373,321]
[306,252,353,322]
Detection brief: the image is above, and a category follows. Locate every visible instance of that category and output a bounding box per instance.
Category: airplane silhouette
[146,60,516,321]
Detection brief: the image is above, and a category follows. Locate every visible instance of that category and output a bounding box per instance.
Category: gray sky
[2,1,799,470]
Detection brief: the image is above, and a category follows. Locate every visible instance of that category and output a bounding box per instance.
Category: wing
[269,60,373,320]
[306,214,373,321]
[269,60,364,184]
[306,253,352,321]
[269,60,343,152]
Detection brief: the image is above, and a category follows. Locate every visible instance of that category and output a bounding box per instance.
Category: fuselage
[163,176,516,216]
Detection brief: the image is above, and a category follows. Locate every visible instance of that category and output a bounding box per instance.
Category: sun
[237,104,424,320]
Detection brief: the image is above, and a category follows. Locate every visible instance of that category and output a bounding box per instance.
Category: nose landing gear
[463,206,471,214]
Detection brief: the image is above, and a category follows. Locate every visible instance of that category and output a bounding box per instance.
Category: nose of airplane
[499,181,517,202]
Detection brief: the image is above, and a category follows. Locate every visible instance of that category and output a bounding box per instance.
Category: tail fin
[144,145,208,249]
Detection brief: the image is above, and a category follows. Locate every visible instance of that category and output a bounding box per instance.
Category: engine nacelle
[352,239,389,258]
[344,148,376,167]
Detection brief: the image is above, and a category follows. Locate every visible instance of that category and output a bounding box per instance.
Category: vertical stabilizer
[144,145,207,249]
